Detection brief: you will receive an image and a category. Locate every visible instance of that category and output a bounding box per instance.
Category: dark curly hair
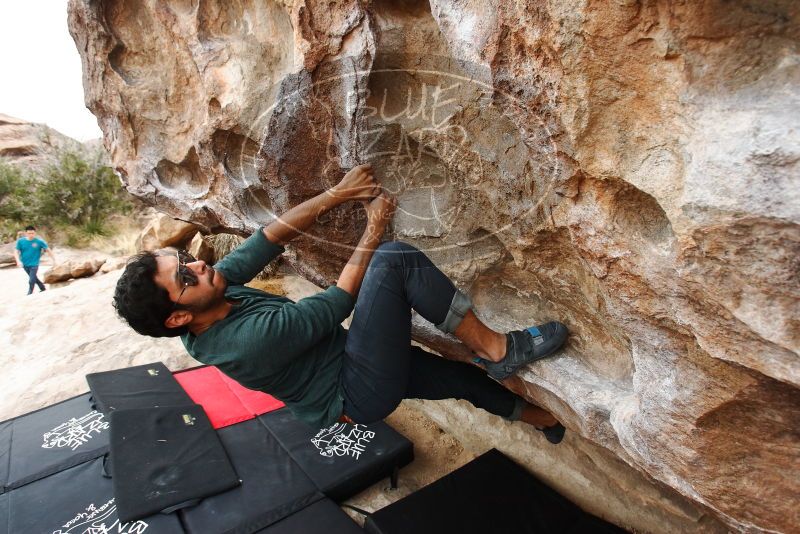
[113,251,188,337]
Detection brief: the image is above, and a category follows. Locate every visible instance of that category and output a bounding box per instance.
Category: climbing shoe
[476,321,569,381]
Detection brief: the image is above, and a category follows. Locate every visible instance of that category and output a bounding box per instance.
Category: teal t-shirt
[16,237,48,267]
[181,228,355,429]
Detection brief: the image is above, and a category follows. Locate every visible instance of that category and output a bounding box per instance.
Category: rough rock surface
[0,242,15,266]
[69,258,107,279]
[68,1,799,532]
[42,262,75,284]
[0,113,89,170]
[188,232,216,263]
[99,255,129,273]
[135,213,199,251]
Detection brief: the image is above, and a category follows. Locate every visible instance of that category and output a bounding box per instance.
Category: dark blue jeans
[341,241,523,424]
[23,265,45,294]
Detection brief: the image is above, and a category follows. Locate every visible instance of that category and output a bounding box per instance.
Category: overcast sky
[0,1,103,141]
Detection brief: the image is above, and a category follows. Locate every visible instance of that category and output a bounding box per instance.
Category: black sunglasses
[173,249,198,309]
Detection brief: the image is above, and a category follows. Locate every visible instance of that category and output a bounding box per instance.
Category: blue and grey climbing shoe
[476,321,569,381]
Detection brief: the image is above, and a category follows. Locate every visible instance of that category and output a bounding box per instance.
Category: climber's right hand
[329,163,381,202]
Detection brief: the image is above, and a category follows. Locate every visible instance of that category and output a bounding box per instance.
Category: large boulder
[44,258,106,283]
[68,1,799,532]
[43,262,73,284]
[70,258,106,279]
[187,232,215,264]
[99,256,129,274]
[135,213,199,252]
[0,242,16,266]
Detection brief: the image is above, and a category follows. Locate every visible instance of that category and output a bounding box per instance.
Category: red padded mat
[174,366,284,429]
[174,366,252,428]
[219,371,285,415]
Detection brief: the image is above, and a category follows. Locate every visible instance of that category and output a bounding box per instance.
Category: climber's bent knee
[435,288,473,334]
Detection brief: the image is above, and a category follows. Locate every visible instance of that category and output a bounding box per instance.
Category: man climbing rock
[114,164,569,443]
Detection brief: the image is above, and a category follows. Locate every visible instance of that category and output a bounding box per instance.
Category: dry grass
[206,233,244,259]
[87,215,141,256]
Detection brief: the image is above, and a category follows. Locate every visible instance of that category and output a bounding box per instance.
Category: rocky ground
[0,250,193,421]
[0,113,90,170]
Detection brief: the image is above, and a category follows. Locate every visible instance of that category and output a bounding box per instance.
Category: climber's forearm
[263,189,346,246]
[336,222,386,298]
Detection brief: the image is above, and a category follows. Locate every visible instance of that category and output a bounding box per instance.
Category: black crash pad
[0,421,11,494]
[0,493,7,534]
[180,418,322,534]
[3,457,183,533]
[256,498,365,533]
[2,393,109,491]
[364,449,625,534]
[110,404,240,523]
[259,409,414,501]
[86,362,192,413]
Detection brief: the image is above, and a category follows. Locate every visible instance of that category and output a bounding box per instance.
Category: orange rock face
[68,1,799,531]
[0,113,85,170]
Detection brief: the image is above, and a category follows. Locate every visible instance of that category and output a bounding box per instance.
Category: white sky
[0,1,103,141]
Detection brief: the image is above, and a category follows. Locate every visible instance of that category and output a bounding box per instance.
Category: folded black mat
[3,456,184,533]
[364,448,625,534]
[110,404,240,523]
[0,421,11,494]
[0,492,7,534]
[259,409,414,501]
[180,418,322,534]
[256,497,365,533]
[2,393,109,492]
[86,362,192,413]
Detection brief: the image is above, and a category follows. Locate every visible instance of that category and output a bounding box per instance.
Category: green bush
[0,149,134,245]
[0,160,30,220]
[0,160,33,242]
[36,150,131,231]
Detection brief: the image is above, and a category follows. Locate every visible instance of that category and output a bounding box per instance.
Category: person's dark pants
[23,265,45,294]
[341,241,524,424]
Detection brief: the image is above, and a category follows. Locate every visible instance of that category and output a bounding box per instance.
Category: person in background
[14,225,56,295]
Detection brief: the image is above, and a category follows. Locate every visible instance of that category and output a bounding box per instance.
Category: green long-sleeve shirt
[181,228,354,428]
